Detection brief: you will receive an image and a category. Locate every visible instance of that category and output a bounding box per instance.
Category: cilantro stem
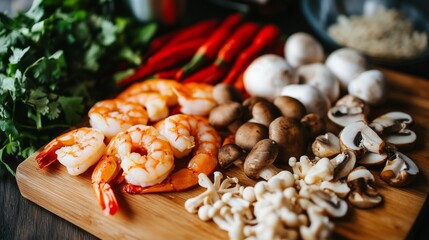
[15,122,70,130]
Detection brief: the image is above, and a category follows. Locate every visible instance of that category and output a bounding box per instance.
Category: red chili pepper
[143,29,182,61]
[150,68,181,79]
[164,19,219,48]
[214,22,260,67]
[117,37,207,86]
[181,65,228,84]
[223,24,280,84]
[176,13,243,80]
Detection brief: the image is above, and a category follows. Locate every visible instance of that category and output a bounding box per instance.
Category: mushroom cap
[244,54,296,100]
[244,139,279,180]
[209,102,243,129]
[325,48,367,89]
[212,83,244,104]
[295,63,340,103]
[301,113,327,141]
[273,96,307,120]
[348,70,387,106]
[280,84,331,117]
[359,152,387,166]
[235,122,269,151]
[218,144,246,169]
[285,32,324,68]
[249,100,281,126]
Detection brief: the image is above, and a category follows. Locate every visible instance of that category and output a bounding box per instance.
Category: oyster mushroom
[295,63,340,103]
[312,132,340,158]
[380,149,419,187]
[328,95,369,127]
[347,166,382,208]
[348,70,387,106]
[244,139,281,180]
[339,121,384,156]
[370,111,416,148]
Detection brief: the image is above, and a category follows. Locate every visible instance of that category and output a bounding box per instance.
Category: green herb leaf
[58,96,84,124]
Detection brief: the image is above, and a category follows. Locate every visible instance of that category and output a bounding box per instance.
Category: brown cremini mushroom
[273,96,307,120]
[235,122,269,152]
[301,113,326,141]
[209,102,244,129]
[249,101,281,127]
[218,144,247,169]
[244,139,281,180]
[212,83,244,104]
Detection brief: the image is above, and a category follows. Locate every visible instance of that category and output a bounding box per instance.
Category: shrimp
[35,127,106,176]
[125,114,221,194]
[117,92,169,122]
[173,82,217,116]
[91,125,175,215]
[117,79,181,122]
[88,99,148,141]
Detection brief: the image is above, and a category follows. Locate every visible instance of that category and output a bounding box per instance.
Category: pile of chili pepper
[117,13,281,93]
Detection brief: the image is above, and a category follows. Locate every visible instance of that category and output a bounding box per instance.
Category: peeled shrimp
[91,125,175,215]
[117,79,181,122]
[173,82,216,116]
[36,127,106,175]
[88,99,148,141]
[125,114,221,194]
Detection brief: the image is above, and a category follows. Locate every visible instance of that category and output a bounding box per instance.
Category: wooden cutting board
[16,69,429,240]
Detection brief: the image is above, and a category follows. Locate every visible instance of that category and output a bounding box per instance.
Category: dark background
[1,0,428,239]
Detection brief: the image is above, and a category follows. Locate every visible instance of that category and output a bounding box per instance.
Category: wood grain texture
[15,69,429,240]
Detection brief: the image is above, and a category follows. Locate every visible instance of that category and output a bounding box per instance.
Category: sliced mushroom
[380,149,419,187]
[347,166,382,208]
[330,150,356,180]
[244,139,281,180]
[312,132,340,158]
[301,113,326,141]
[218,144,247,169]
[370,112,416,148]
[359,152,387,166]
[339,121,384,155]
[320,180,350,198]
[309,190,348,217]
[328,95,369,127]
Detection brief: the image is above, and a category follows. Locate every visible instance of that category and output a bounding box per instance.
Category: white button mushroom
[243,54,295,100]
[325,48,367,89]
[285,32,325,68]
[348,70,387,105]
[280,84,331,117]
[294,63,340,103]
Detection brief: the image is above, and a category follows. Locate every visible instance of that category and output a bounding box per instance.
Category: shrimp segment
[117,79,181,122]
[173,83,216,116]
[125,114,221,193]
[36,127,106,175]
[88,99,148,140]
[91,125,174,215]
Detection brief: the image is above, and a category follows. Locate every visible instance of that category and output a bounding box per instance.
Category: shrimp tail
[35,140,64,169]
[125,153,217,194]
[125,168,198,193]
[93,182,119,215]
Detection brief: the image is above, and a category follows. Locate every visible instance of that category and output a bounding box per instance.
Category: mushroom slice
[370,112,416,148]
[359,152,387,166]
[320,181,350,198]
[309,190,348,217]
[380,150,419,187]
[339,121,384,154]
[328,95,369,127]
[330,150,356,180]
[312,132,340,158]
[347,166,382,208]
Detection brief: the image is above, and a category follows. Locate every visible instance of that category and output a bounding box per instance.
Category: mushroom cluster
[185,171,346,240]
[210,84,327,180]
